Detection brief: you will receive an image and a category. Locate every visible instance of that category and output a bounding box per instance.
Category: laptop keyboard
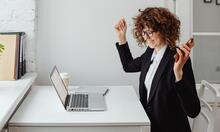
[70,94,88,108]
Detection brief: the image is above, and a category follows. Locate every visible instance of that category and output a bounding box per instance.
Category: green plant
[0,43,5,56]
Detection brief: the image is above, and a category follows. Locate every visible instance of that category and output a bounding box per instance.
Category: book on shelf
[18,32,26,78]
[0,32,26,80]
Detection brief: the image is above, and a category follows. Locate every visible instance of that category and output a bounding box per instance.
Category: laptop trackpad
[89,94,106,111]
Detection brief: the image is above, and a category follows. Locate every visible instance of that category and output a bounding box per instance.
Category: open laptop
[50,66,106,111]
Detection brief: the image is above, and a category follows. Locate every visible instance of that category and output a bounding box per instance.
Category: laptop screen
[50,66,68,106]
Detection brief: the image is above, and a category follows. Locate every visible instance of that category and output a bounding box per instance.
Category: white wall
[0,0,187,92]
[0,0,37,72]
[36,0,167,91]
[176,0,191,43]
[0,0,168,93]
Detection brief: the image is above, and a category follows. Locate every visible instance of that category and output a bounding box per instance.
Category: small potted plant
[0,43,5,56]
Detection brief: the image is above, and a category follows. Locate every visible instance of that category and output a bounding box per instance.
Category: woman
[114,7,200,132]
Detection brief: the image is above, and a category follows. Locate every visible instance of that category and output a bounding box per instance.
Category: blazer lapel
[138,48,153,106]
[147,47,171,104]
[141,48,154,83]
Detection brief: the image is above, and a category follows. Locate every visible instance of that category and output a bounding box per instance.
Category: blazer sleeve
[116,42,147,72]
[174,58,201,118]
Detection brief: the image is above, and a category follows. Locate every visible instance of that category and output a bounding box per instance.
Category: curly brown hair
[133,7,180,49]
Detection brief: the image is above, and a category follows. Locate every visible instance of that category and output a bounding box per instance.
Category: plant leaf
[0,43,5,55]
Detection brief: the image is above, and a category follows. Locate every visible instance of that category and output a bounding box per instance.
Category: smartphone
[175,37,194,57]
[186,38,194,48]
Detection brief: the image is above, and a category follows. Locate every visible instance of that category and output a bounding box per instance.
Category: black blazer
[116,42,200,132]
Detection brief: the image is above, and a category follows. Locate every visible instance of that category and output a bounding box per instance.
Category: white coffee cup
[60,72,71,88]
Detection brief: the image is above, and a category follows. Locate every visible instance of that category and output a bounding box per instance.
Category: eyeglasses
[142,30,155,38]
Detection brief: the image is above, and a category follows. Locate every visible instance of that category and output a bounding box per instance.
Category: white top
[0,73,37,130]
[9,86,150,127]
[144,45,167,100]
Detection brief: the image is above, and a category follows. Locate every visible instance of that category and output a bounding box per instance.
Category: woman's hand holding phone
[173,38,194,81]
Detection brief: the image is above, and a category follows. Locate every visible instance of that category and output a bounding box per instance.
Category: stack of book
[0,32,26,80]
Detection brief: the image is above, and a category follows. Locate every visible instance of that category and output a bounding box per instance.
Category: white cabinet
[192,0,220,83]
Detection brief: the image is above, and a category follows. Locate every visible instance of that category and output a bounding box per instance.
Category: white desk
[8,86,150,132]
[0,73,37,131]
